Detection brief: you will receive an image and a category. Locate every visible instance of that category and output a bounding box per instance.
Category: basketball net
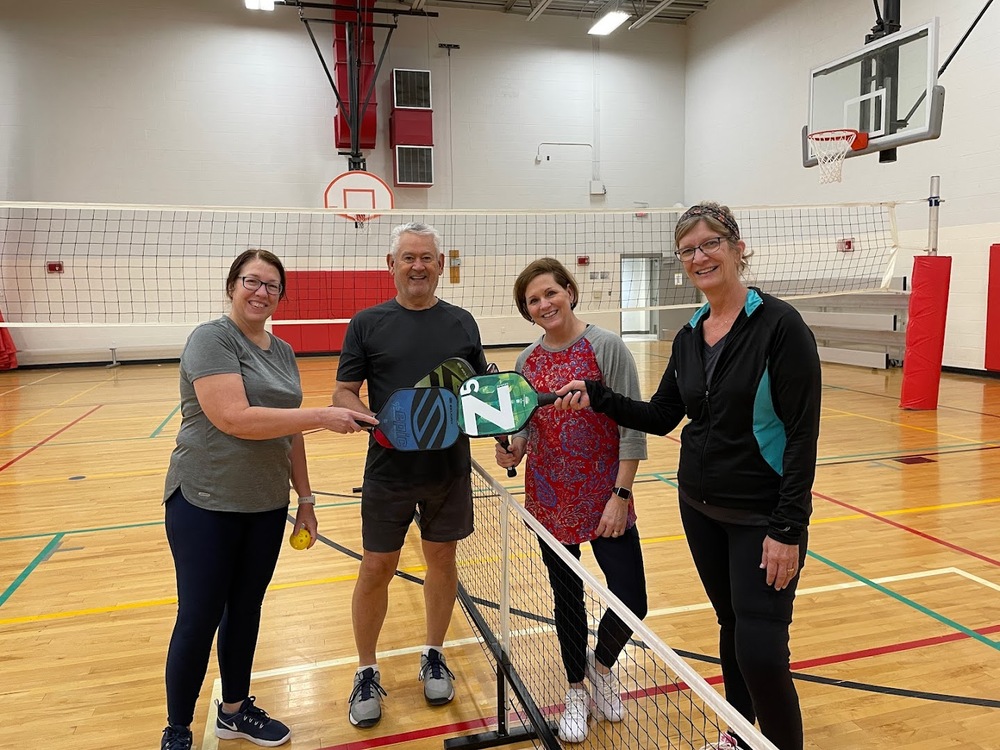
[808,129,858,184]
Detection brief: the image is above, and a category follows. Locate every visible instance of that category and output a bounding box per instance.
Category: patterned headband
[680,204,741,240]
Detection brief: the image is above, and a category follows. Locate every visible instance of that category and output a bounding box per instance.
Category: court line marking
[0,534,64,607]
[0,405,103,472]
[821,405,986,443]
[196,566,1000,750]
[150,403,181,438]
[809,552,1000,652]
[0,370,61,397]
[813,489,1000,567]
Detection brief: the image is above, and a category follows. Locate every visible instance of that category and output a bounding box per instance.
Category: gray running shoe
[418,648,455,705]
[349,667,387,728]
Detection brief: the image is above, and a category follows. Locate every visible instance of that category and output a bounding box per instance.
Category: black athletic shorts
[360,474,474,552]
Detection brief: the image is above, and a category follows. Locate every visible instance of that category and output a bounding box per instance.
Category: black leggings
[538,525,648,685]
[164,489,285,726]
[679,500,807,750]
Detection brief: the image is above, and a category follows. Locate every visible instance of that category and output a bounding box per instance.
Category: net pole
[473,461,781,750]
[927,175,941,256]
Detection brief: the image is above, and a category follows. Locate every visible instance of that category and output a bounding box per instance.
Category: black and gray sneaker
[349,667,387,728]
[215,696,291,747]
[161,724,193,750]
[418,648,455,705]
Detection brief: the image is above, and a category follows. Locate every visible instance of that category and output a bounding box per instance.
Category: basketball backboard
[803,18,944,167]
[323,170,394,222]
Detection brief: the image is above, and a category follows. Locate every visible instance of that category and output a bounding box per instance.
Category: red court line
[320,621,1000,750]
[321,717,493,749]
[0,405,103,473]
[813,489,1000,568]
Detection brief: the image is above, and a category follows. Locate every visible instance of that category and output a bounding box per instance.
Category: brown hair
[675,201,753,274]
[226,248,287,301]
[513,257,579,322]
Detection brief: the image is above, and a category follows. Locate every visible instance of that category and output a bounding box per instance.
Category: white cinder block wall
[685,0,1000,371]
[2,0,997,370]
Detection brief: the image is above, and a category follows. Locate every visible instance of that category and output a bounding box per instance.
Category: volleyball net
[454,460,778,750]
[0,201,898,328]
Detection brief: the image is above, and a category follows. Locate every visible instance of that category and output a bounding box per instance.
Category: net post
[927,175,941,256]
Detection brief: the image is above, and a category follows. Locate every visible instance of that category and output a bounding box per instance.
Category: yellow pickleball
[289,528,311,550]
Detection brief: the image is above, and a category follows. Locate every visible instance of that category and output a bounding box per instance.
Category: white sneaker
[700,731,740,750]
[558,687,590,743]
[586,650,624,722]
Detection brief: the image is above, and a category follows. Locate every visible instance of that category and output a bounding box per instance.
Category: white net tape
[809,129,857,184]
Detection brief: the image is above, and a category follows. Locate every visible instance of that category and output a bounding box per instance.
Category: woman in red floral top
[495,258,648,744]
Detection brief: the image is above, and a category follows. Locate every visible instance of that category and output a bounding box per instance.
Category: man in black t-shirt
[333,222,486,729]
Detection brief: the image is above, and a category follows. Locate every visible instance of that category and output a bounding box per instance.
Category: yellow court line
[822,405,980,443]
[0,371,61,397]
[0,563,428,626]
[0,378,113,438]
[5,496,1000,626]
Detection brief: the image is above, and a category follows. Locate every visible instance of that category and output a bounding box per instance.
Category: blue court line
[150,403,181,438]
[0,534,64,607]
[807,550,1000,651]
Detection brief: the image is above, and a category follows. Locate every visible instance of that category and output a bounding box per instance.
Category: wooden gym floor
[1,342,999,749]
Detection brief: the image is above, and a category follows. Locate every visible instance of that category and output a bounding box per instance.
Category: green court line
[807,550,1000,651]
[0,534,64,607]
[150,403,181,438]
[0,500,362,543]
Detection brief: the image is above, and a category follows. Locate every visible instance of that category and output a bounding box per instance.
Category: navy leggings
[679,500,807,750]
[538,525,648,685]
[164,489,285,726]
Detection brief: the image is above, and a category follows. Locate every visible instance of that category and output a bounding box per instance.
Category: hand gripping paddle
[457,372,558,439]
[366,387,460,451]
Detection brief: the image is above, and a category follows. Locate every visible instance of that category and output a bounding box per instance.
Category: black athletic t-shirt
[337,298,487,484]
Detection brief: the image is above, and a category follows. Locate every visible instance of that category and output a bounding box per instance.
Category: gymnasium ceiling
[406,0,711,26]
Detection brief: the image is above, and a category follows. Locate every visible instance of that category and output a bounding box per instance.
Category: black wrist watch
[612,486,632,500]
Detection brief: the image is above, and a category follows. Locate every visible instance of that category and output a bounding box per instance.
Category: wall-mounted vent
[394,145,433,186]
[393,69,431,109]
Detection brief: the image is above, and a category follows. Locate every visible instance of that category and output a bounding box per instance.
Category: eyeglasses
[675,236,727,263]
[240,276,282,295]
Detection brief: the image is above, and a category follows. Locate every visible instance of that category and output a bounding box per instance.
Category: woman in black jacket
[555,202,821,750]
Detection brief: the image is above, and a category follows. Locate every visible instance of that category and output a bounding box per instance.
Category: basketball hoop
[808,129,866,184]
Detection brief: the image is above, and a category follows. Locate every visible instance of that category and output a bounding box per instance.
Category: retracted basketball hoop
[808,129,869,183]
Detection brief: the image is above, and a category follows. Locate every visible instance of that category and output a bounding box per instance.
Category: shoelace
[419,652,456,682]
[162,726,192,750]
[239,697,271,728]
[350,671,388,703]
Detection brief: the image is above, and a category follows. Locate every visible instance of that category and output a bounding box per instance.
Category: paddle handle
[496,436,517,478]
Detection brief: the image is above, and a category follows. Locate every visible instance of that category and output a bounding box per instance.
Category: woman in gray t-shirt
[160,249,373,750]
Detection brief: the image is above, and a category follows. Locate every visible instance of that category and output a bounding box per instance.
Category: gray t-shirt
[164,316,302,512]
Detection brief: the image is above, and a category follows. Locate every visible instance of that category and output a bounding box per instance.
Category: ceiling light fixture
[244,0,275,10]
[588,10,630,35]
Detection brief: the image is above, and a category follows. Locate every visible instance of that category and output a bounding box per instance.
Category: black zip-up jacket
[586,288,821,544]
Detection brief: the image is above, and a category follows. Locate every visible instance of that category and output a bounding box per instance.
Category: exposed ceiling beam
[526,0,556,21]
[628,0,677,30]
[503,0,518,11]
[411,0,426,9]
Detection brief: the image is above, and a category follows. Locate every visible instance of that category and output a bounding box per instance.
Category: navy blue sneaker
[160,724,192,750]
[215,696,291,747]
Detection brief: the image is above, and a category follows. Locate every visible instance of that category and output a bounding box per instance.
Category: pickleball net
[451,461,778,749]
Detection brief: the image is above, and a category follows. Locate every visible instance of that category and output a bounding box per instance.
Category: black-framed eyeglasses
[240,276,282,295]
[674,236,728,263]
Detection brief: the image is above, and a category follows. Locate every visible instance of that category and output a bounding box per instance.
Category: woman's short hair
[226,248,287,301]
[513,257,580,322]
[675,201,753,274]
